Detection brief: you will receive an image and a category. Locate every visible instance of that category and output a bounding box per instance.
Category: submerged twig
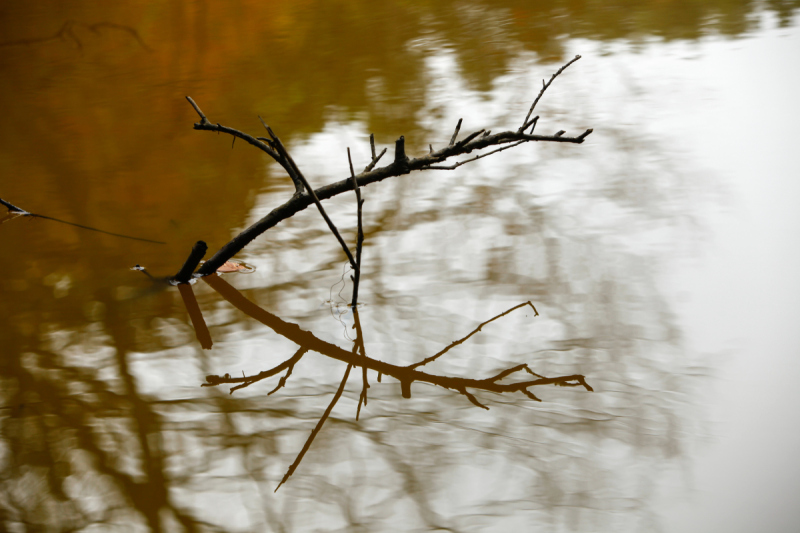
[1,197,165,244]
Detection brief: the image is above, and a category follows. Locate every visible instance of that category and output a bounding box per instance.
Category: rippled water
[2,2,799,532]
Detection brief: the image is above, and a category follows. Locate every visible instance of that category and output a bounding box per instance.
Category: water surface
[1,2,799,532]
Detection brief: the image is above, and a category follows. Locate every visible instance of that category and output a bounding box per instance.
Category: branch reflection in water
[195,274,591,490]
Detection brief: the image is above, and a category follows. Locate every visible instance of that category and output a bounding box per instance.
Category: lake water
[1,2,799,532]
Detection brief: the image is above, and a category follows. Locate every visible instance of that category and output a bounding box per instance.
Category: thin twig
[203,347,308,394]
[364,147,386,172]
[408,301,538,370]
[348,148,365,308]
[460,387,489,410]
[186,55,592,276]
[422,140,526,170]
[519,116,539,134]
[487,364,529,382]
[456,129,485,147]
[449,118,463,146]
[1,198,165,244]
[275,363,353,492]
[353,307,369,420]
[262,121,357,270]
[267,362,296,395]
[521,54,581,130]
[521,389,542,402]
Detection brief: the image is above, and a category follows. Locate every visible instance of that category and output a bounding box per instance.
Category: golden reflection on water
[1,1,797,531]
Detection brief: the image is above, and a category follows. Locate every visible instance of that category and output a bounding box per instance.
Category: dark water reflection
[2,1,798,532]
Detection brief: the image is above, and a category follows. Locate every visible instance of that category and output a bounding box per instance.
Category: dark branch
[521,54,582,129]
[193,128,590,275]
[185,58,592,276]
[353,307,369,420]
[202,347,308,393]
[172,240,207,283]
[449,118,463,145]
[202,276,590,400]
[177,283,212,350]
[460,387,490,410]
[408,301,538,370]
[348,147,365,309]
[275,363,353,492]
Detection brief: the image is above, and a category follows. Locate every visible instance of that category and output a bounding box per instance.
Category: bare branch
[172,240,207,283]
[257,120,357,270]
[353,307,369,420]
[423,140,526,170]
[487,364,529,382]
[517,115,538,134]
[202,275,588,403]
[193,127,590,275]
[521,54,582,129]
[202,347,308,393]
[184,57,592,276]
[521,389,542,402]
[275,363,353,492]
[186,97,282,163]
[348,147,365,309]
[449,118,463,146]
[460,387,490,410]
[408,301,538,370]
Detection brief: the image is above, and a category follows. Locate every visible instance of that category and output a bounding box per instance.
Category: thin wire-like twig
[1,197,166,244]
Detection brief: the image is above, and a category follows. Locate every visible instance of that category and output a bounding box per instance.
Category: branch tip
[449,118,463,146]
